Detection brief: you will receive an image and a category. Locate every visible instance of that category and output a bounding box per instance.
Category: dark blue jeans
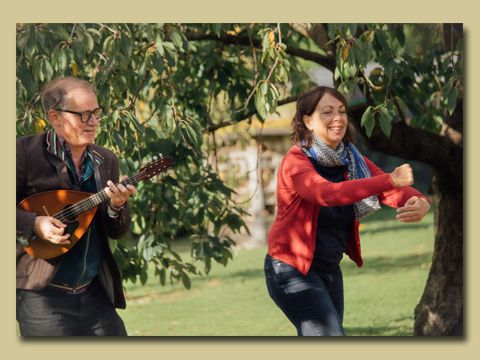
[264,255,345,336]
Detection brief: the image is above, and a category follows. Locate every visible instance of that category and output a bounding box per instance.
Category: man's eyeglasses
[55,107,104,123]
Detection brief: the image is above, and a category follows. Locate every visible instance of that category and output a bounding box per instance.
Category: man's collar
[45,128,104,167]
[45,128,66,160]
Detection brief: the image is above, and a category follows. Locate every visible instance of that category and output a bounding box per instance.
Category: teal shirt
[50,135,103,287]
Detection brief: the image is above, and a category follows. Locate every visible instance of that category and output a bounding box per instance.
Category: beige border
[4,1,478,359]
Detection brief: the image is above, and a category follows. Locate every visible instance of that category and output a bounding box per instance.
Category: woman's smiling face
[303,93,348,150]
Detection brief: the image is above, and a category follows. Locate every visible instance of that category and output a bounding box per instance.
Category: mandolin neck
[54,176,139,220]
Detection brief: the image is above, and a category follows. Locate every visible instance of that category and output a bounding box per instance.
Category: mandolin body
[18,190,97,259]
[17,155,174,260]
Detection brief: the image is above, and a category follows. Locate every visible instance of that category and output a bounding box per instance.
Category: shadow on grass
[193,252,433,286]
[125,268,267,298]
[343,253,432,276]
[361,222,432,235]
[126,252,432,299]
[344,325,411,336]
[197,252,433,285]
[194,268,265,285]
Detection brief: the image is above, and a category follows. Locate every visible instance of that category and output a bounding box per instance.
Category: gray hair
[41,77,96,117]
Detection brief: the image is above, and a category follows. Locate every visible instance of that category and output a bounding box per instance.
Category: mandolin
[18,155,174,259]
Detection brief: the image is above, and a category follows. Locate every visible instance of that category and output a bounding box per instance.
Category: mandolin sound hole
[58,204,80,237]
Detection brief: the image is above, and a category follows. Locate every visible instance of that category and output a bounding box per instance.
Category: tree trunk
[349,103,463,336]
[413,168,463,335]
[413,24,463,335]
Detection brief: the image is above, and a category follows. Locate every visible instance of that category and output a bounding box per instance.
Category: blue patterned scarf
[303,135,381,218]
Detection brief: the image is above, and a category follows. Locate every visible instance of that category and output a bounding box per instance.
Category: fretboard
[54,176,139,221]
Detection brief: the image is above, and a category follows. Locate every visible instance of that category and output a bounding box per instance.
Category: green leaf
[378,106,392,137]
[86,27,101,39]
[145,127,158,142]
[140,266,148,285]
[265,83,279,114]
[442,82,453,100]
[361,106,373,126]
[71,39,84,61]
[269,82,279,98]
[204,256,211,274]
[162,41,175,51]
[455,37,463,53]
[37,60,45,82]
[354,41,369,68]
[375,30,390,51]
[169,30,184,51]
[261,29,271,52]
[59,51,67,71]
[113,131,125,149]
[151,52,164,74]
[259,81,268,96]
[334,67,341,81]
[383,58,395,78]
[163,44,176,67]
[44,60,53,80]
[85,32,94,53]
[327,24,337,40]
[142,245,154,261]
[338,81,352,97]
[158,268,166,286]
[255,82,268,120]
[120,33,133,57]
[182,122,199,148]
[103,35,114,55]
[277,65,289,84]
[138,59,146,77]
[169,249,182,262]
[348,24,357,36]
[180,271,191,289]
[126,111,143,133]
[155,34,165,56]
[50,46,60,70]
[30,66,40,84]
[447,86,458,115]
[363,109,375,137]
[394,25,406,45]
[394,96,409,116]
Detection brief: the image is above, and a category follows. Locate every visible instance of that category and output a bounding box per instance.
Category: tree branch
[289,23,334,57]
[288,23,310,38]
[349,104,462,176]
[207,95,298,132]
[443,23,463,52]
[185,30,335,70]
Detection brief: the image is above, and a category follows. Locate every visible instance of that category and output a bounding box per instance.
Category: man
[16,77,136,336]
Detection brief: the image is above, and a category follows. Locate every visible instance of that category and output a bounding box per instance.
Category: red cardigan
[267,146,426,275]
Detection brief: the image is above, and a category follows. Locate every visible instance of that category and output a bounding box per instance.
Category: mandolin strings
[54,172,143,222]
[51,156,172,223]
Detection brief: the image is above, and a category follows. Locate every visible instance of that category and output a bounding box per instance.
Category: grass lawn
[120,207,434,336]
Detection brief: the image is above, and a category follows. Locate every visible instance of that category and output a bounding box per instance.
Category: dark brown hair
[291,86,354,147]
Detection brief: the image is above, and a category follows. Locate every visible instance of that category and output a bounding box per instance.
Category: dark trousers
[264,255,345,336]
[16,279,127,336]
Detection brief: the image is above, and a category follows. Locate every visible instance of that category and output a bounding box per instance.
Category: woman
[264,86,430,336]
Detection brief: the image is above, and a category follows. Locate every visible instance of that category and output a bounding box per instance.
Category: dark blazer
[16,132,131,309]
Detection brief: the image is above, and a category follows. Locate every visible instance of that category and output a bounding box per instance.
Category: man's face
[50,88,100,150]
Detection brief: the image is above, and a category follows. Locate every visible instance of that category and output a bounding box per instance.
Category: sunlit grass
[120,207,434,336]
